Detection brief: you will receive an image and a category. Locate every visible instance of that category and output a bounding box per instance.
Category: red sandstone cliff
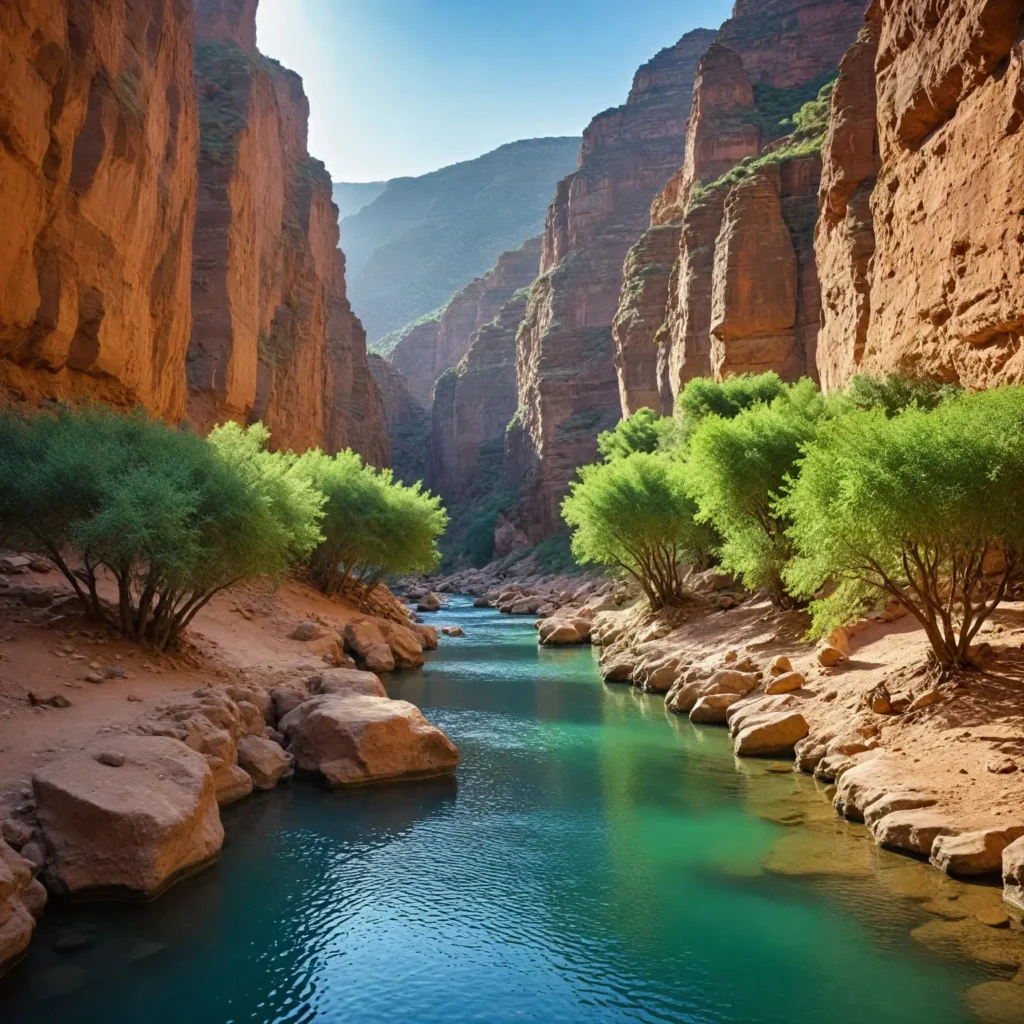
[615,2,864,414]
[512,29,716,541]
[186,0,388,461]
[425,239,542,502]
[0,0,198,418]
[368,353,429,485]
[816,0,1024,391]
[385,238,542,410]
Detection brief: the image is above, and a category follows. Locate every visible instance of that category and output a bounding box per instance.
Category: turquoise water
[0,598,1013,1022]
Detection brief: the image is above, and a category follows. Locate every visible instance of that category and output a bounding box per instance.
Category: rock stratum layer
[0,0,388,465]
[383,237,542,411]
[426,241,542,502]
[0,0,198,418]
[816,0,1024,391]
[186,0,388,460]
[510,29,717,541]
[615,1,866,416]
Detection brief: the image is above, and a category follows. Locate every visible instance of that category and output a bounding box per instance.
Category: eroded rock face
[816,0,1024,390]
[32,735,224,897]
[368,353,429,484]
[426,238,541,502]
[186,0,387,460]
[511,29,715,540]
[0,0,198,418]
[279,694,459,787]
[387,238,541,411]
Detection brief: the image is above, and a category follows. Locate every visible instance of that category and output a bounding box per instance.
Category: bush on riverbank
[293,449,447,595]
[0,409,323,648]
[783,387,1024,673]
[562,452,714,609]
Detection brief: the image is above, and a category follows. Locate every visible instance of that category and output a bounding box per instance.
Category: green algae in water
[1,599,1019,1023]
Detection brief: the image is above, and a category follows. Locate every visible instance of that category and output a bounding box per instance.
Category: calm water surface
[0,598,1016,1022]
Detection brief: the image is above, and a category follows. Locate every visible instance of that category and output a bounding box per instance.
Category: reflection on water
[1,598,1021,1023]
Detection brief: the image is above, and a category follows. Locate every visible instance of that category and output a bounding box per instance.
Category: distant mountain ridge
[332,181,387,222]
[339,137,580,342]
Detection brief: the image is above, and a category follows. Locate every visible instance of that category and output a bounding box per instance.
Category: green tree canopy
[686,378,835,606]
[562,452,714,609]
[847,372,963,417]
[597,408,661,461]
[670,371,788,449]
[782,388,1024,673]
[292,449,447,594]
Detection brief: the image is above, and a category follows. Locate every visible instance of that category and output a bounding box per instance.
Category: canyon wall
[511,28,717,541]
[186,0,388,461]
[385,237,541,410]
[368,353,429,486]
[0,0,198,418]
[615,1,865,414]
[816,0,1024,391]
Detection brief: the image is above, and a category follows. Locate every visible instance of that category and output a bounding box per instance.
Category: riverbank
[0,555,461,974]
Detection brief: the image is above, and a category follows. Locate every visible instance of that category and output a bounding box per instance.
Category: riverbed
[0,597,1018,1022]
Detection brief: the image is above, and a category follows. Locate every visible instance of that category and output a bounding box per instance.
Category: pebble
[127,694,142,702]
[104,666,126,680]
[84,672,103,684]
[95,751,126,768]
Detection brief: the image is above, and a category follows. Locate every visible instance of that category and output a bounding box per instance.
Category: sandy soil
[0,565,374,818]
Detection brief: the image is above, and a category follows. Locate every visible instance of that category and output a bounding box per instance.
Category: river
[0,597,1017,1022]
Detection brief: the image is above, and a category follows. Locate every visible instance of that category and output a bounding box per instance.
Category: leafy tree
[667,371,788,450]
[562,452,714,609]
[293,450,447,594]
[597,408,661,461]
[782,388,1024,674]
[0,409,323,649]
[847,372,962,417]
[686,379,834,606]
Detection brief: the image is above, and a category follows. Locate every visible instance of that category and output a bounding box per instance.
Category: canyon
[0,0,388,464]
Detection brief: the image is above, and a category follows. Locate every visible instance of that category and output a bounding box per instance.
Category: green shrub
[562,452,714,609]
[847,372,963,417]
[663,372,789,453]
[686,379,834,606]
[597,408,661,461]
[292,449,447,593]
[0,410,322,649]
[782,388,1024,673]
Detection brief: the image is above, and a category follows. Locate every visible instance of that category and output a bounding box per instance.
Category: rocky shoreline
[0,561,460,977]
[420,565,1024,933]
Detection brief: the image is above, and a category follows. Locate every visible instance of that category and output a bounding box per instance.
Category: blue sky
[255,0,734,182]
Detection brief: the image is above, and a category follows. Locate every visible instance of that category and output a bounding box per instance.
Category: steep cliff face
[816,0,1024,390]
[618,2,863,412]
[0,0,198,418]
[426,283,529,502]
[186,0,387,461]
[368,354,429,485]
[385,237,541,410]
[512,28,717,541]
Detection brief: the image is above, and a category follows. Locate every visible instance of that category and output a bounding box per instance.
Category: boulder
[288,620,321,642]
[0,840,41,973]
[704,669,760,696]
[768,655,792,677]
[666,680,704,715]
[344,618,387,658]
[364,644,396,674]
[872,809,959,857]
[817,645,846,667]
[312,668,387,699]
[931,827,1024,877]
[237,736,291,790]
[600,653,636,684]
[272,685,310,722]
[733,712,809,757]
[1002,837,1024,913]
[441,625,466,638]
[509,597,542,615]
[545,624,582,646]
[416,625,439,650]
[279,695,459,787]
[473,597,491,608]
[379,620,426,669]
[32,737,224,897]
[766,671,805,695]
[689,693,744,723]
[416,592,441,612]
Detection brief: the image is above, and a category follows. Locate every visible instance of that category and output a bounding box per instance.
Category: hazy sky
[255,0,734,183]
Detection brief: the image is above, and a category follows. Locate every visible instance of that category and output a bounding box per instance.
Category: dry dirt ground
[0,565,420,818]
